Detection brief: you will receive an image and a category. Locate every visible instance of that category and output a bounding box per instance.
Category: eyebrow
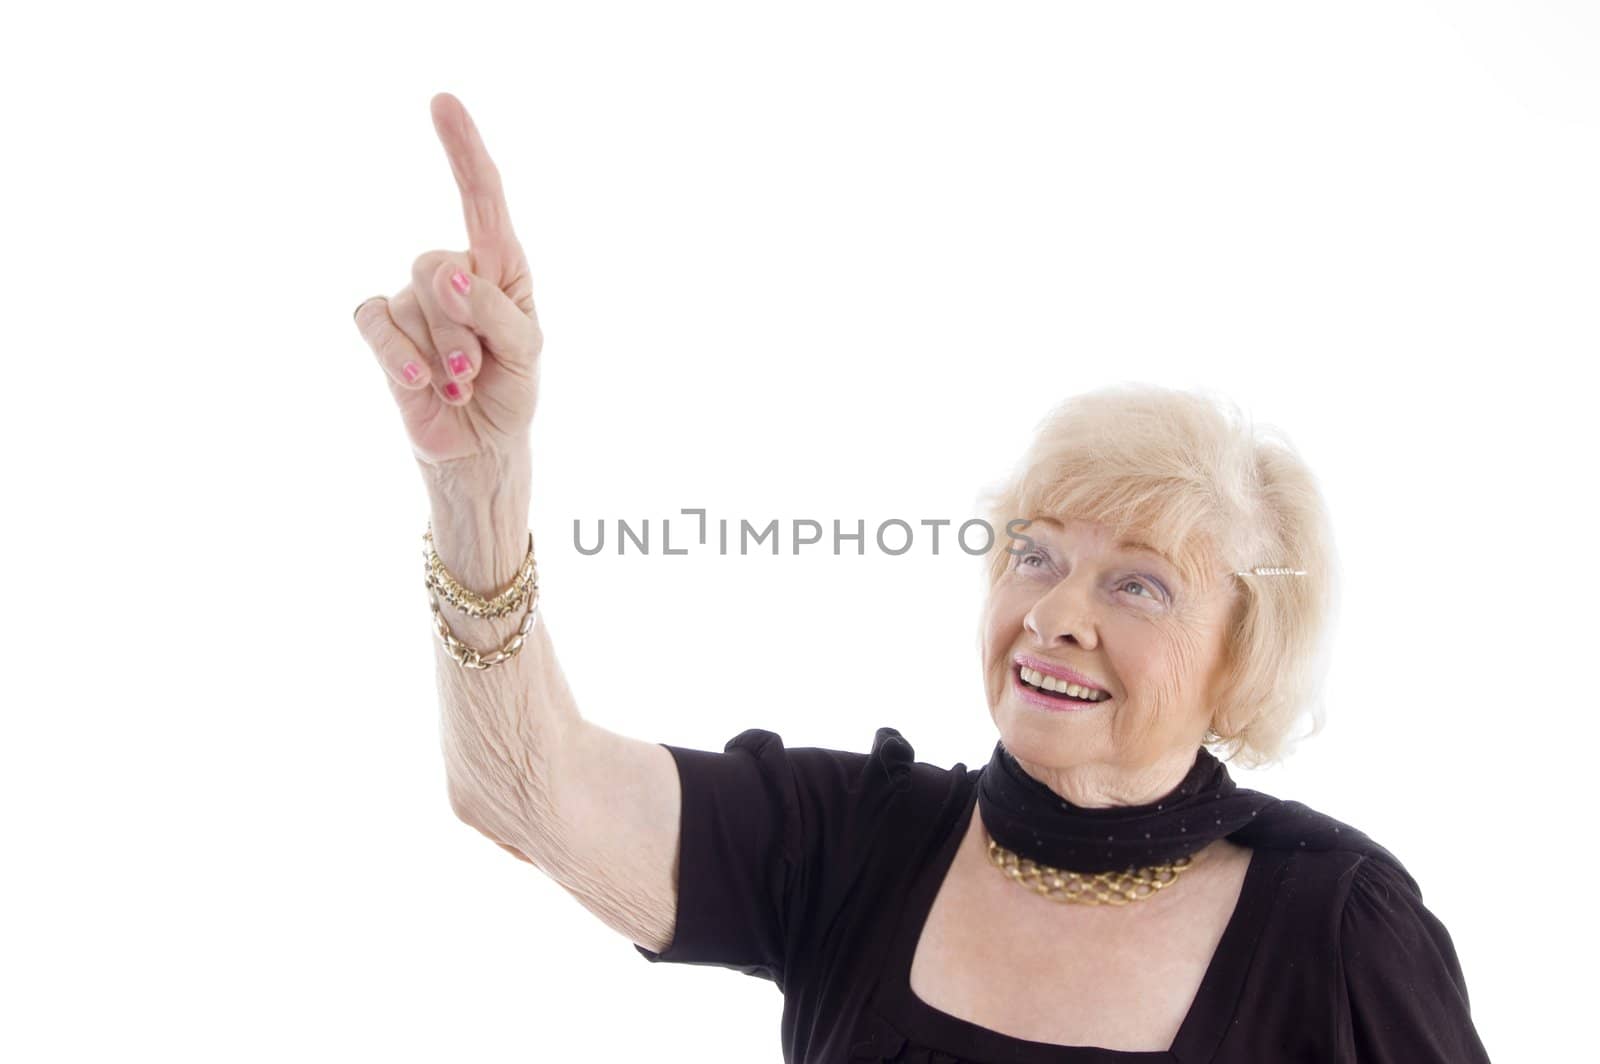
[1117,540,1178,567]
[1029,523,1182,572]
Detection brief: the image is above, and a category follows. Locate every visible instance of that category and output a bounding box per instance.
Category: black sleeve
[1337,855,1492,1062]
[632,727,881,992]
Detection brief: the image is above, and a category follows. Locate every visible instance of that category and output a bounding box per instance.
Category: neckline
[977,740,1279,876]
[874,776,1277,1063]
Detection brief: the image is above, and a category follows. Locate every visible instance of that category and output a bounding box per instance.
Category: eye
[1118,577,1162,600]
[1016,549,1048,569]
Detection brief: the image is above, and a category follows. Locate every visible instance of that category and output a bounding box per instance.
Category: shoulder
[714,725,976,940]
[714,725,974,848]
[724,724,970,797]
[1227,794,1440,960]
[1336,853,1456,968]
[1233,798,1460,981]
[1231,794,1422,896]
[1331,848,1485,1059]
[1225,795,1487,1057]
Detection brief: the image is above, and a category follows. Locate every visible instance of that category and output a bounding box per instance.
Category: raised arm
[353,92,684,954]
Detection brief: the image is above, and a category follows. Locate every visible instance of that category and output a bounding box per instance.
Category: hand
[353,93,543,467]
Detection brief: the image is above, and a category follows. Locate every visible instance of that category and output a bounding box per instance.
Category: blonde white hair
[977,383,1340,767]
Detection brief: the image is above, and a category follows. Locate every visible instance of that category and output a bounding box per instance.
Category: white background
[4,1,1595,1060]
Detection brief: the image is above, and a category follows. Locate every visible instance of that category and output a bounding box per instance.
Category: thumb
[431,260,542,374]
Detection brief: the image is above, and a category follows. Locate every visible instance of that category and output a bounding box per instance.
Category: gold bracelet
[421,523,541,671]
[422,525,538,619]
[428,588,539,671]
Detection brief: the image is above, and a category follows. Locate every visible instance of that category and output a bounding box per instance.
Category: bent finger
[355,296,452,426]
[429,260,541,375]
[411,250,484,404]
[388,287,473,407]
[354,295,433,391]
[389,286,474,407]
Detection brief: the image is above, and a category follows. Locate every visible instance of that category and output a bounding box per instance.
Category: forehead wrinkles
[1028,518,1181,561]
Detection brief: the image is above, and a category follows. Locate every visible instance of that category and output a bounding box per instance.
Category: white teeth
[1019,667,1108,701]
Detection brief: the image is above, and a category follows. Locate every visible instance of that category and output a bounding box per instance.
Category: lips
[1011,654,1111,696]
[1011,664,1112,712]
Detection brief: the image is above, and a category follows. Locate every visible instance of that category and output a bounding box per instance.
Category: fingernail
[450,270,471,295]
[447,351,469,376]
[445,382,461,400]
[402,361,423,384]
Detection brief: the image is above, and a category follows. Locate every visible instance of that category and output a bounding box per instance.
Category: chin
[994,699,1109,769]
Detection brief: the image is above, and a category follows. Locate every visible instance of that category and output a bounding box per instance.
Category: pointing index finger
[430,92,523,285]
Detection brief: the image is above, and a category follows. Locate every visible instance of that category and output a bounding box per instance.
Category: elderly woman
[355,94,1490,1063]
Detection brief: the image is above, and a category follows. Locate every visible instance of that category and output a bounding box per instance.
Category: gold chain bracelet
[422,525,541,671]
[423,526,538,618]
[985,831,1194,906]
[428,587,539,671]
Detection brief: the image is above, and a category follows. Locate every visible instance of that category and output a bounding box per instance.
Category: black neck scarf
[976,739,1280,874]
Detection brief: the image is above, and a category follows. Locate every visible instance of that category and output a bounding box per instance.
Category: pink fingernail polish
[445,382,461,400]
[448,351,469,376]
[402,361,422,383]
[450,270,470,295]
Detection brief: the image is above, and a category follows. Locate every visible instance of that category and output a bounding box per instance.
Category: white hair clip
[1233,567,1307,576]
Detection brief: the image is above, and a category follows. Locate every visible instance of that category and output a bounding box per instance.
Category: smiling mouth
[1013,664,1112,706]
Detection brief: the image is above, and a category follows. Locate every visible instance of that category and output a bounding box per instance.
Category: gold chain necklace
[984,829,1195,906]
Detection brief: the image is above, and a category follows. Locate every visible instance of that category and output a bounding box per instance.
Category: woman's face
[981,516,1239,798]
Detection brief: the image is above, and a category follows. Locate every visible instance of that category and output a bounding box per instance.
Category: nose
[1022,575,1099,650]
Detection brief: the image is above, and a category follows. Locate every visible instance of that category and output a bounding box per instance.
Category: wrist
[415,432,531,494]
[417,438,532,595]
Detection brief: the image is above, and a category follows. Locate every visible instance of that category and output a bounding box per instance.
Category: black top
[634,726,1490,1063]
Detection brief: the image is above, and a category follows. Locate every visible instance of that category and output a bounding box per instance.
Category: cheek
[1136,627,1211,716]
[1101,618,1188,700]
[982,589,1028,655]
[980,590,1029,693]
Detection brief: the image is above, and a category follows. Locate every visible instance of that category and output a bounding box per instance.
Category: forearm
[418,437,579,861]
